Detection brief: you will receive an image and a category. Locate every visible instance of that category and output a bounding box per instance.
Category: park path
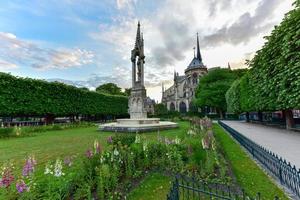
[221,120,300,170]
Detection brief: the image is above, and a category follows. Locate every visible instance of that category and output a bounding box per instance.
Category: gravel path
[222,120,300,170]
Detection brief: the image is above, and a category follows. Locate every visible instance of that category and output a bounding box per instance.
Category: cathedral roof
[187,57,204,69]
[175,75,186,82]
[186,33,205,70]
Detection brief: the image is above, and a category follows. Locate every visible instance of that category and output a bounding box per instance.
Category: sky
[0,0,294,101]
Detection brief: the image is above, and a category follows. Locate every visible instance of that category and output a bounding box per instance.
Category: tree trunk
[218,109,224,119]
[284,109,295,130]
[258,111,263,122]
[245,112,250,122]
[45,114,55,125]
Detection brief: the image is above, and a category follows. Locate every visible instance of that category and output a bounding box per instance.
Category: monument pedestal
[99,118,177,133]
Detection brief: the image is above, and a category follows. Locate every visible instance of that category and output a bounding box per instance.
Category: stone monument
[129,21,147,119]
[99,22,177,132]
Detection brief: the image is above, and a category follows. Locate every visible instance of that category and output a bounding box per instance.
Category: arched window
[179,102,187,113]
[170,102,175,111]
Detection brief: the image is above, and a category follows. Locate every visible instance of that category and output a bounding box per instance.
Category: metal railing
[167,174,278,200]
[218,120,300,198]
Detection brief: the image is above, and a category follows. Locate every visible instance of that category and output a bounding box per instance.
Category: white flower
[44,164,52,175]
[113,149,119,156]
[142,142,148,151]
[135,134,141,143]
[54,159,64,177]
[174,136,180,144]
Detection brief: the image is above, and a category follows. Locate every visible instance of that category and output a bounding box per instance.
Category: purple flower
[0,167,14,188]
[22,156,36,177]
[64,157,72,167]
[16,180,28,193]
[85,149,93,158]
[107,136,113,144]
[164,138,172,145]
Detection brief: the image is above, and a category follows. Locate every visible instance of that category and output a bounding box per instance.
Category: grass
[0,121,189,169]
[0,127,112,168]
[213,123,288,199]
[127,173,172,200]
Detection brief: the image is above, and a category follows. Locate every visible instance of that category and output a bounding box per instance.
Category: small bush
[112,133,136,146]
[0,128,14,138]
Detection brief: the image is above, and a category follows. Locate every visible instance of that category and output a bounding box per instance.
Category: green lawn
[0,121,189,169]
[0,127,112,168]
[127,173,172,200]
[213,123,288,199]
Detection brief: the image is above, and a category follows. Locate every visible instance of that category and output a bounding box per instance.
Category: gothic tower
[129,22,147,119]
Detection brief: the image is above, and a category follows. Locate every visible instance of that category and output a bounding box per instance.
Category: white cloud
[0,59,18,71]
[0,32,94,70]
[116,0,136,10]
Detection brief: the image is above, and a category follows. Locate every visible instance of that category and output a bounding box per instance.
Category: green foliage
[111,133,136,146]
[0,122,95,138]
[124,88,131,96]
[96,83,125,96]
[225,79,241,113]
[226,2,300,113]
[195,68,240,113]
[0,73,128,117]
[154,103,168,116]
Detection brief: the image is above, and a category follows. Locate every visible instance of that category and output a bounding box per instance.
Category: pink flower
[85,149,93,158]
[107,136,113,144]
[0,167,14,188]
[94,140,102,154]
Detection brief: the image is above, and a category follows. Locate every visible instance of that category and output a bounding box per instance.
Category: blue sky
[0,0,293,100]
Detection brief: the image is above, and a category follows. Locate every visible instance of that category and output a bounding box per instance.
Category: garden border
[218,120,300,199]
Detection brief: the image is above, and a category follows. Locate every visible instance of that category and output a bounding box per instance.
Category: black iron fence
[218,120,300,198]
[167,174,278,200]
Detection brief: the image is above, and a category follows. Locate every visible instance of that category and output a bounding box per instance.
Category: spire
[196,33,202,61]
[135,21,141,49]
[228,62,231,70]
[174,70,176,81]
[193,47,196,58]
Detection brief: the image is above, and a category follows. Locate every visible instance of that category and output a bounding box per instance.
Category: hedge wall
[0,73,128,117]
[225,1,300,128]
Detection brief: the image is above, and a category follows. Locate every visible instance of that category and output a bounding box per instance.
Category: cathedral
[161,34,208,113]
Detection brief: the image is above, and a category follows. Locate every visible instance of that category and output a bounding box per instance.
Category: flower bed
[0,118,234,199]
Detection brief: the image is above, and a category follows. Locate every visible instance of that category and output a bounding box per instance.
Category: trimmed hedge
[226,1,300,114]
[0,73,128,117]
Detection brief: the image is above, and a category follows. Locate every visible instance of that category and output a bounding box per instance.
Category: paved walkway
[222,120,300,170]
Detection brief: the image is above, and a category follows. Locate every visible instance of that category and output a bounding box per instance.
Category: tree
[96,83,123,95]
[226,1,300,129]
[79,87,89,91]
[124,88,131,96]
[154,103,168,116]
[195,68,244,119]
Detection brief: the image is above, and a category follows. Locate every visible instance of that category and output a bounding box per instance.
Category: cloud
[0,32,94,70]
[116,0,136,10]
[202,0,281,47]
[0,59,18,70]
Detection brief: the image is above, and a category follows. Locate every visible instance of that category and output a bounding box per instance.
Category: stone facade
[162,34,208,113]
